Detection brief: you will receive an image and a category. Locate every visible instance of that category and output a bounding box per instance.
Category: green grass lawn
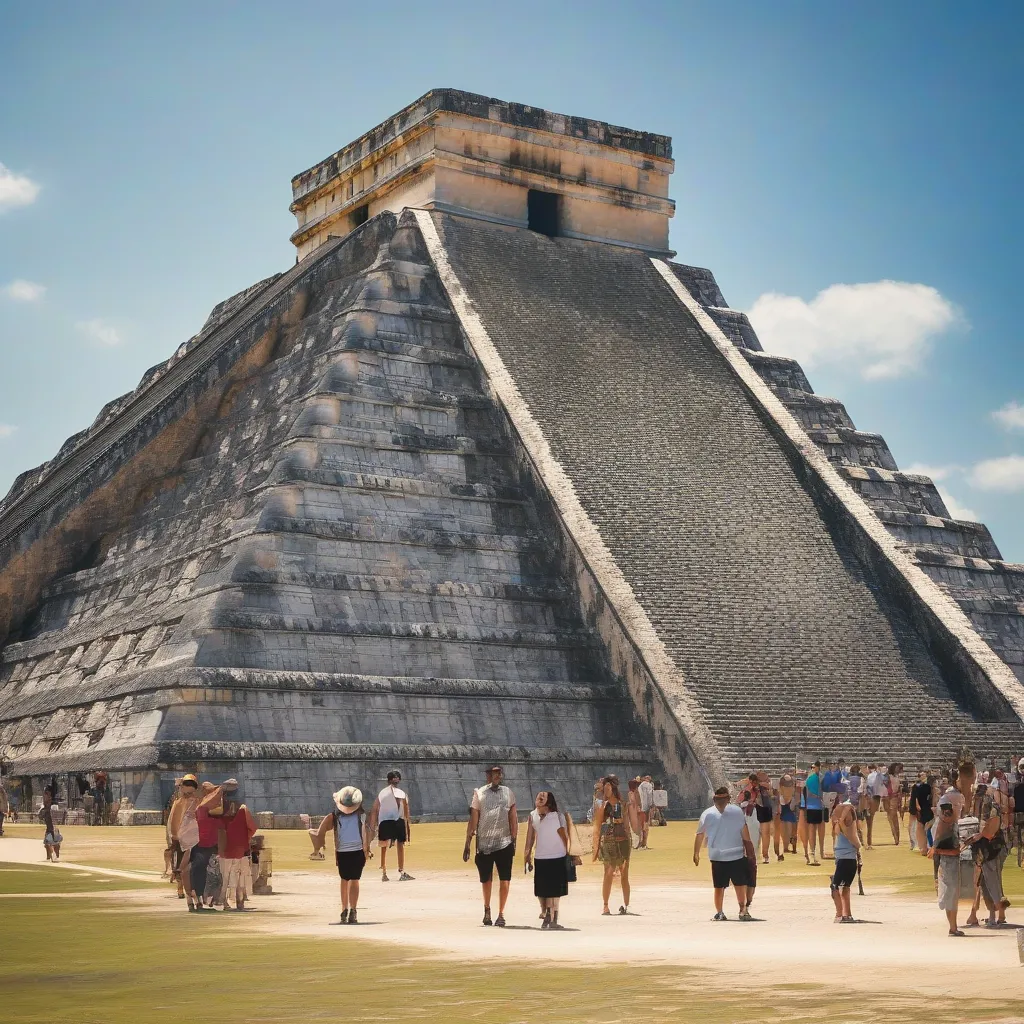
[7,819,1022,899]
[1,894,1021,1024]
[0,862,157,894]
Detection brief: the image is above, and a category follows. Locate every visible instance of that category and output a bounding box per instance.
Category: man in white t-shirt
[368,770,414,882]
[651,781,668,826]
[864,764,886,848]
[638,775,655,848]
[694,785,756,921]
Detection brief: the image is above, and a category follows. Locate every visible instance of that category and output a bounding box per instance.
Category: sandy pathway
[4,838,1021,996]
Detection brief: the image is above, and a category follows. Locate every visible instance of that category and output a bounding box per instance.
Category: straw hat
[333,786,362,813]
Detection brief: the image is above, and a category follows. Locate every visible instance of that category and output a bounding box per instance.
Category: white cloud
[0,163,40,211]
[968,454,1024,492]
[992,401,1024,432]
[76,318,122,347]
[939,490,978,522]
[748,280,963,380]
[0,423,17,439]
[903,462,960,482]
[2,279,45,302]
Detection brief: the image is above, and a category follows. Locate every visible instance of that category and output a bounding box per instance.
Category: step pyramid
[1,91,1021,816]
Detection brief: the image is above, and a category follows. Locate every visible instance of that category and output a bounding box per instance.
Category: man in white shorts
[369,770,414,882]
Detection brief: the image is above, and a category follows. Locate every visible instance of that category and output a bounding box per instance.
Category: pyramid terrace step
[209,610,602,649]
[269,465,527,504]
[771,388,854,430]
[293,423,511,456]
[298,445,514,489]
[322,378,492,411]
[200,629,602,682]
[0,667,630,722]
[264,483,529,537]
[230,582,577,630]
[340,335,476,368]
[235,568,567,600]
[876,513,1000,559]
[257,516,542,554]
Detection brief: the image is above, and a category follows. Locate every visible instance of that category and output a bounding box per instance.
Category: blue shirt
[822,770,842,792]
[804,773,822,810]
[834,828,857,860]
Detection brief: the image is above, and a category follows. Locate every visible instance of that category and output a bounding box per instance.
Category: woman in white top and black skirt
[524,790,571,930]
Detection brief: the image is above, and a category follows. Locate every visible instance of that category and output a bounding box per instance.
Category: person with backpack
[310,786,372,924]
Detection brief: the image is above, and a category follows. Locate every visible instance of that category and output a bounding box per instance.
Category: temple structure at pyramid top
[289,88,676,260]
[1,89,1022,820]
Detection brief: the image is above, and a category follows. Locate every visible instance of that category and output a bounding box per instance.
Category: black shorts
[711,857,751,889]
[378,819,407,843]
[831,858,857,891]
[805,809,824,826]
[336,850,366,881]
[475,844,514,883]
[755,805,773,824]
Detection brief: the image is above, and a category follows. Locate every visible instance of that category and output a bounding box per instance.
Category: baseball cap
[181,773,198,788]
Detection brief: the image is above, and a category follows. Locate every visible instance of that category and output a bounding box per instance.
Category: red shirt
[196,804,221,847]
[223,809,255,859]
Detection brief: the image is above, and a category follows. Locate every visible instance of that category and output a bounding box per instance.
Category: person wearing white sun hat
[309,786,372,924]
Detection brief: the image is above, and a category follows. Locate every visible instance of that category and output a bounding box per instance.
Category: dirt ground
[3,832,1021,1001]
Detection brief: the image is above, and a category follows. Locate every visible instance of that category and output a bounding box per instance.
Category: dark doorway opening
[527,190,559,237]
[351,204,369,229]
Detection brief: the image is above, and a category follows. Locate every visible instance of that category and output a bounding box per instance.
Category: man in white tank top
[368,770,414,882]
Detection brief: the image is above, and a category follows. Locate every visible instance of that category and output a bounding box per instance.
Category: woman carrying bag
[524,790,578,929]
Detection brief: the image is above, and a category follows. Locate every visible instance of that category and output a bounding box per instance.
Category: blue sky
[1,2,1021,558]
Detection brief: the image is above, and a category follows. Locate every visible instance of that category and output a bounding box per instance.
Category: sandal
[602,907,611,916]
[948,929,965,936]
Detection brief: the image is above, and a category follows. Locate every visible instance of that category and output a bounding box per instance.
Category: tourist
[162,778,182,877]
[884,763,903,845]
[651,780,668,826]
[523,790,570,929]
[1014,759,1024,853]
[168,773,200,907]
[694,785,755,921]
[39,786,62,862]
[829,782,860,923]
[219,792,258,911]
[864,763,885,848]
[369,770,414,882]
[822,759,843,834]
[845,764,866,846]
[589,779,605,824]
[627,778,643,846]
[592,774,634,916]
[740,772,772,865]
[801,761,825,865]
[908,771,935,858]
[90,771,110,826]
[776,771,797,857]
[972,778,1010,928]
[0,780,8,836]
[463,766,517,927]
[189,780,229,911]
[929,796,965,936]
[311,786,372,924]
[638,774,655,848]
